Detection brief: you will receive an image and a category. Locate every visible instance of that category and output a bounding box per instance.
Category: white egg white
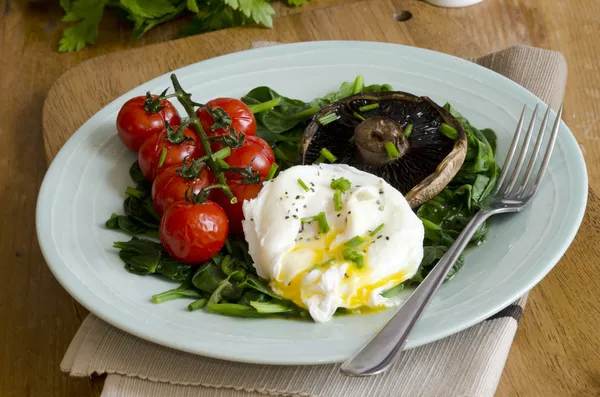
[242,164,424,323]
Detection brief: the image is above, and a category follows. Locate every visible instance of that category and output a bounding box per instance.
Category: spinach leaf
[129,161,147,183]
[242,87,315,134]
[113,237,193,281]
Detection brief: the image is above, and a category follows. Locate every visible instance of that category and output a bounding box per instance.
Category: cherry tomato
[197,98,256,137]
[152,165,214,217]
[216,136,274,181]
[117,95,181,152]
[213,181,263,237]
[138,127,203,181]
[160,201,228,264]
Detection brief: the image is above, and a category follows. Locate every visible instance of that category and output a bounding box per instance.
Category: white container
[425,0,484,7]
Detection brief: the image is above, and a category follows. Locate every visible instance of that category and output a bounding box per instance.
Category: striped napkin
[61,44,567,397]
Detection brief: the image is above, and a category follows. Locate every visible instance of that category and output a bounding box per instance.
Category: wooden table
[2,0,600,396]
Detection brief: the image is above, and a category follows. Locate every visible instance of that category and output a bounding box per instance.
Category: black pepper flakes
[385,236,390,240]
[285,216,290,219]
[310,182,315,186]
[296,195,301,199]
[378,205,384,211]
[310,188,315,192]
[303,205,307,208]
[344,273,349,278]
[337,214,341,218]
[348,211,352,214]
[315,235,321,240]
[293,215,298,219]
[379,189,384,195]
[377,235,382,239]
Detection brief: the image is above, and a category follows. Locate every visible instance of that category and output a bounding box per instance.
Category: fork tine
[493,105,527,195]
[504,104,539,195]
[528,103,563,197]
[517,105,551,196]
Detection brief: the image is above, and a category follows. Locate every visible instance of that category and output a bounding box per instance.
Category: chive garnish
[212,146,231,160]
[316,211,329,233]
[344,236,365,247]
[352,75,364,95]
[404,123,413,138]
[440,123,458,140]
[297,178,310,192]
[359,103,379,112]
[320,148,337,163]
[330,177,351,192]
[314,154,325,164]
[342,249,364,269]
[369,223,385,237]
[354,112,366,121]
[333,190,343,211]
[125,186,144,199]
[348,135,356,144]
[385,141,400,159]
[157,147,167,168]
[265,163,278,181]
[318,112,340,126]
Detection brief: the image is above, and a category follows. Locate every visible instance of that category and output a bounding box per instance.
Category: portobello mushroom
[302,92,467,208]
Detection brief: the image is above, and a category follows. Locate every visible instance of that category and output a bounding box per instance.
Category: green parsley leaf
[58,0,108,53]
[223,0,275,28]
[119,0,176,19]
[187,0,200,13]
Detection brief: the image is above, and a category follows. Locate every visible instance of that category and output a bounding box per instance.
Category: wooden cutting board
[40,0,600,396]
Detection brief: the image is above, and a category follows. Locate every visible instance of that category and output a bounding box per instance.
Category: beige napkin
[61,44,567,397]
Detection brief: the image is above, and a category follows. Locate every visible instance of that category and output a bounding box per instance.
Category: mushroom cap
[302,91,467,208]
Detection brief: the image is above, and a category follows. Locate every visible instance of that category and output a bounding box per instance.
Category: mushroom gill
[301,91,467,208]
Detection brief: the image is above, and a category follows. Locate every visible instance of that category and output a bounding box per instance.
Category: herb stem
[353,112,366,121]
[440,123,458,140]
[248,97,281,114]
[369,223,385,237]
[404,123,413,138]
[157,147,167,168]
[317,113,340,126]
[333,190,343,211]
[297,178,310,192]
[125,187,145,199]
[188,298,208,311]
[170,74,236,204]
[292,107,319,120]
[320,148,337,163]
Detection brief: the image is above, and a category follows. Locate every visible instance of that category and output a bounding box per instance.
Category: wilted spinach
[105,161,159,236]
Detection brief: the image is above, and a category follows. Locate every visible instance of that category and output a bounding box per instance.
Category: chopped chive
[353,112,366,121]
[333,190,343,211]
[317,211,329,233]
[440,123,458,140]
[318,112,340,126]
[157,147,167,168]
[320,148,337,163]
[342,249,364,269]
[297,178,310,192]
[300,215,317,223]
[330,177,351,192]
[216,158,230,169]
[385,141,400,159]
[344,236,365,247]
[352,75,364,94]
[359,103,379,112]
[224,238,233,254]
[265,163,278,181]
[125,186,144,199]
[404,123,413,138]
[212,146,231,160]
[310,258,335,271]
[188,298,207,311]
[369,223,385,237]
[348,135,356,144]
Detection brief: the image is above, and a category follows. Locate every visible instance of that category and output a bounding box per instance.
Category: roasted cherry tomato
[197,98,256,137]
[117,95,181,152]
[214,136,274,181]
[213,181,263,237]
[152,164,214,217]
[160,200,228,264]
[138,128,202,181]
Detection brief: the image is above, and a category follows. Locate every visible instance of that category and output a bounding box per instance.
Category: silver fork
[340,103,564,377]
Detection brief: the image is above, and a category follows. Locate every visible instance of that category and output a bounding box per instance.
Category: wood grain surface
[2,0,600,396]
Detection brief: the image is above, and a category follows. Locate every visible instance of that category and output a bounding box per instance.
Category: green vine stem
[170,74,237,204]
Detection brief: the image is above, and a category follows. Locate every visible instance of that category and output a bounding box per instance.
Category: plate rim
[36,40,588,365]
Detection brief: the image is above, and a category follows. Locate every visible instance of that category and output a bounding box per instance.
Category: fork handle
[340,210,491,377]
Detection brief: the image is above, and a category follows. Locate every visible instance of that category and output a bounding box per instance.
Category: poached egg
[242,164,424,322]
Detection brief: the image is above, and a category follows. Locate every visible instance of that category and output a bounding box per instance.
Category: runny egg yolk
[270,230,408,311]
